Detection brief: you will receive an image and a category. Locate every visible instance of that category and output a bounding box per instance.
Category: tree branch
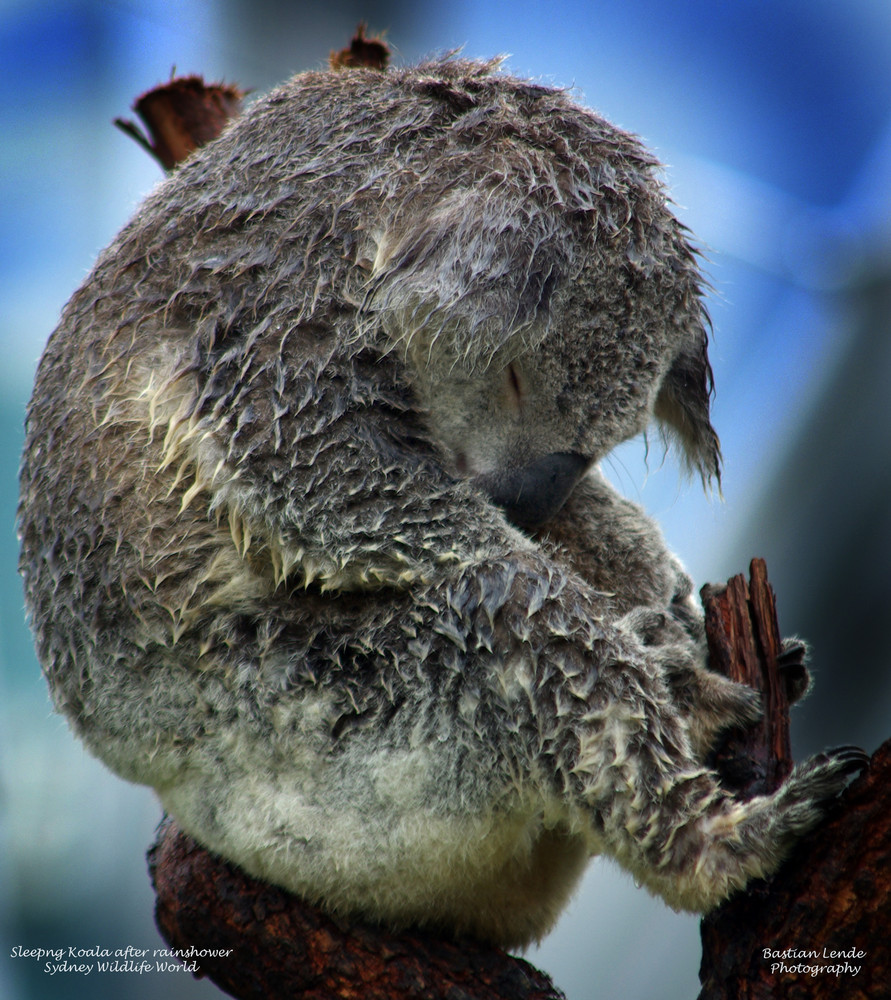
[114,75,244,172]
[329,23,390,71]
[113,23,390,174]
[701,558,793,797]
[698,560,888,999]
[148,818,565,1000]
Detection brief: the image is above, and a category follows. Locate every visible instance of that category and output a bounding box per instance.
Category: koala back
[18,58,750,948]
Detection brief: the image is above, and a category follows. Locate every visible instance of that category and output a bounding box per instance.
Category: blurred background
[2,1,890,998]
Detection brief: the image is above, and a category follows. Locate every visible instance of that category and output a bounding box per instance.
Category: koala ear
[654,327,722,488]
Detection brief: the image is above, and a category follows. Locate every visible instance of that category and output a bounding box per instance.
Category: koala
[19,57,864,950]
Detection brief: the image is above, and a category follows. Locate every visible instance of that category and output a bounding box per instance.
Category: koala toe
[778,637,812,704]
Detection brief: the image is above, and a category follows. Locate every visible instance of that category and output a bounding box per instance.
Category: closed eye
[505,363,524,410]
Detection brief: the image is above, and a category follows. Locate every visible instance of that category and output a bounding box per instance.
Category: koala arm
[176,327,744,748]
[177,333,544,592]
[534,470,818,750]
[534,468,700,621]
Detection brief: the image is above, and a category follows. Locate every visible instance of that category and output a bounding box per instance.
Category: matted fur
[20,57,852,947]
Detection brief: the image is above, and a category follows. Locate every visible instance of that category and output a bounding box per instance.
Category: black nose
[474,452,590,529]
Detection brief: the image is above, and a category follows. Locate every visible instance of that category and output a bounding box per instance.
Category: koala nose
[474,452,590,530]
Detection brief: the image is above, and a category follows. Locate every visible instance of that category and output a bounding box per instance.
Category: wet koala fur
[20,57,862,949]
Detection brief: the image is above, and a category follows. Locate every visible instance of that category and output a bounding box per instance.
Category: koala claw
[780,745,869,817]
[814,744,870,779]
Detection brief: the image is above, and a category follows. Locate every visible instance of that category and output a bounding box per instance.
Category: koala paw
[771,745,869,837]
[669,665,763,757]
[669,745,870,912]
[616,607,769,758]
[617,607,689,649]
[778,637,812,704]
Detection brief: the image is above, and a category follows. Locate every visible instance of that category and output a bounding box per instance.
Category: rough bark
[114,75,244,172]
[698,560,889,1000]
[701,558,793,798]
[113,24,389,174]
[329,23,390,71]
[148,818,565,1000]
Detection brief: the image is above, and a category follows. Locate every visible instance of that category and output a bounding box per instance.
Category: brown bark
[701,558,793,798]
[698,560,888,1000]
[329,23,391,71]
[114,76,244,172]
[114,24,389,176]
[148,818,565,1000]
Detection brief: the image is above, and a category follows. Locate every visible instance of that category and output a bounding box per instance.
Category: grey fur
[19,57,854,948]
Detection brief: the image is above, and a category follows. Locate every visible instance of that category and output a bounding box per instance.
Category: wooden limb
[701,557,793,798]
[698,559,889,999]
[114,25,390,175]
[329,23,391,71]
[148,817,565,1000]
[114,75,244,172]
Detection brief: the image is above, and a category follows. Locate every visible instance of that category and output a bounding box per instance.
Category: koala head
[367,110,720,529]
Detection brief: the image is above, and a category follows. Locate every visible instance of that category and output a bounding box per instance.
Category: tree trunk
[697,560,889,1000]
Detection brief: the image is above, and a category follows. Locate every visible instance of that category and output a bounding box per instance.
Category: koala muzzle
[475,452,590,529]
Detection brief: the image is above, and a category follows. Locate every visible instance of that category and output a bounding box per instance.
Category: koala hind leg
[607,744,868,912]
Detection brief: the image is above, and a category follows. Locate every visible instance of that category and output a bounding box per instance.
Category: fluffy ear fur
[368,185,569,371]
[654,327,721,487]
